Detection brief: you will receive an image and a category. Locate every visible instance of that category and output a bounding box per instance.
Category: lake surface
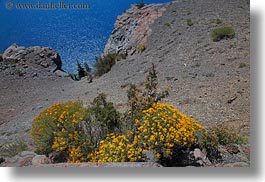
[0,0,170,72]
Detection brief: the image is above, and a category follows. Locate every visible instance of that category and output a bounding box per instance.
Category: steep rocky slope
[103,0,250,132]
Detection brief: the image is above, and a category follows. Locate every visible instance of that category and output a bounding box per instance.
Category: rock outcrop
[2,44,62,72]
[103,4,167,56]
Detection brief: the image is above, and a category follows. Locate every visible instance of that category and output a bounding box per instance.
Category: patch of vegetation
[0,139,28,158]
[187,10,191,15]
[123,63,169,132]
[15,69,25,76]
[89,93,121,144]
[212,18,222,24]
[77,61,86,78]
[164,22,172,27]
[137,43,146,53]
[192,62,201,68]
[30,101,90,157]
[89,103,205,162]
[186,19,194,26]
[205,72,215,78]
[211,26,235,41]
[198,124,247,149]
[69,61,92,81]
[135,1,145,9]
[94,53,126,76]
[238,62,247,68]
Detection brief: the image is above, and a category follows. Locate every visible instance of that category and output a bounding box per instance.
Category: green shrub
[186,19,194,26]
[84,63,91,73]
[123,64,169,132]
[77,61,86,79]
[135,1,145,9]
[137,43,146,53]
[238,62,247,68]
[187,10,191,15]
[210,125,247,145]
[94,53,126,76]
[15,69,25,76]
[164,22,172,27]
[0,139,28,158]
[197,124,247,149]
[69,62,92,81]
[89,93,121,143]
[212,18,222,25]
[69,73,80,81]
[211,26,235,41]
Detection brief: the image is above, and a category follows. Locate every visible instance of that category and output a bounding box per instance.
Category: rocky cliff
[103,3,168,56]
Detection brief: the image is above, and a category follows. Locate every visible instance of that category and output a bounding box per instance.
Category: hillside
[85,0,250,132]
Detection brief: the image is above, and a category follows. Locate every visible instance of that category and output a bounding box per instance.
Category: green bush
[186,19,194,26]
[211,26,235,41]
[94,53,126,76]
[137,43,146,53]
[89,93,121,143]
[135,2,145,9]
[197,124,247,149]
[164,22,172,27]
[77,61,86,79]
[123,64,169,132]
[0,139,28,158]
[212,18,222,25]
[69,62,92,81]
[69,73,80,81]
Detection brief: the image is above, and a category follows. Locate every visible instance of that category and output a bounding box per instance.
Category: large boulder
[2,44,62,72]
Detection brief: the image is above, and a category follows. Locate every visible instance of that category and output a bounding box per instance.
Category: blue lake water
[0,0,170,72]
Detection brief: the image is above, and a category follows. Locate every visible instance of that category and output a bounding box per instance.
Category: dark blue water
[0,0,170,72]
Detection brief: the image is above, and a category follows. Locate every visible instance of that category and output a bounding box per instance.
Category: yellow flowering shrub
[30,101,92,162]
[89,103,204,163]
[88,133,145,162]
[134,103,205,157]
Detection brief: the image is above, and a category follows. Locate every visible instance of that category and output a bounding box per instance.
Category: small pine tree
[90,93,121,141]
[77,61,86,79]
[144,63,158,99]
[84,63,91,73]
